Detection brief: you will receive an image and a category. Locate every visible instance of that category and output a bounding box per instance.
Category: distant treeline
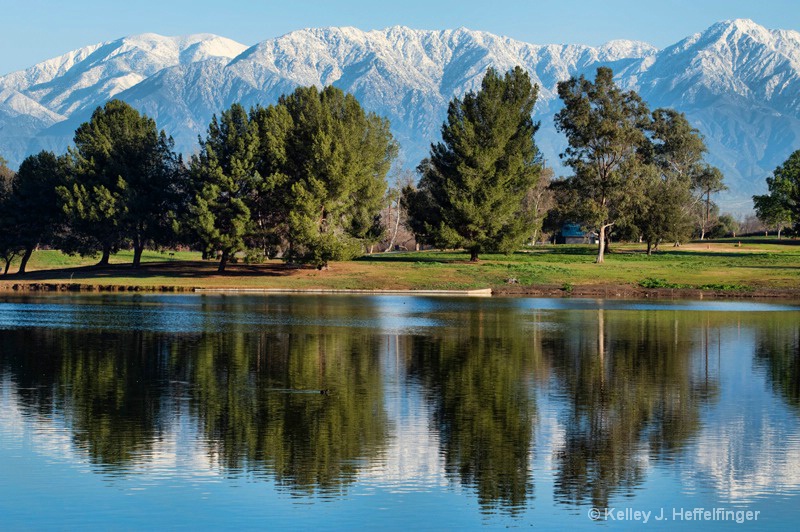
[2,65,795,275]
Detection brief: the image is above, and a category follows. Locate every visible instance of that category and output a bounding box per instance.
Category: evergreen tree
[57,100,184,267]
[189,103,260,272]
[555,67,651,263]
[249,103,294,256]
[400,160,447,249]
[276,86,396,268]
[9,151,67,273]
[753,149,800,235]
[409,67,541,261]
[0,156,21,275]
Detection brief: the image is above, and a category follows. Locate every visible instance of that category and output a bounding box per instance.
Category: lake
[1,294,799,529]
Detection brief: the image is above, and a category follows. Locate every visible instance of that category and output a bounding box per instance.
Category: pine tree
[189,103,260,272]
[9,151,67,273]
[409,67,541,261]
[57,100,183,267]
[0,156,22,275]
[276,86,397,268]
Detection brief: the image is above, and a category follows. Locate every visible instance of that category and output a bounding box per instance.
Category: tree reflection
[406,305,543,514]
[183,330,389,496]
[0,322,388,494]
[547,310,716,508]
[754,316,800,411]
[0,329,165,469]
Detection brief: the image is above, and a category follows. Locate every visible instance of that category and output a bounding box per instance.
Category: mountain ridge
[2,20,799,211]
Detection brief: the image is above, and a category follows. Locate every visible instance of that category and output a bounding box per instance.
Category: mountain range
[2,19,800,211]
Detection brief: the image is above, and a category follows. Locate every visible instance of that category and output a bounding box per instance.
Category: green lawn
[2,241,799,294]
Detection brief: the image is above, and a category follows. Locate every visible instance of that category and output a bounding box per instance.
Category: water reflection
[1,295,799,523]
[546,310,717,508]
[406,306,544,513]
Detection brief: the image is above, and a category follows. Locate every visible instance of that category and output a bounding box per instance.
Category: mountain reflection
[1,296,799,514]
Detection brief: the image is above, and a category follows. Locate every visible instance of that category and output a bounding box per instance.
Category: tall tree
[58,100,183,267]
[693,164,727,240]
[249,103,294,256]
[189,103,260,272]
[753,149,800,236]
[635,110,711,253]
[0,156,21,275]
[408,67,541,261]
[555,67,651,263]
[276,86,397,268]
[523,166,554,246]
[9,151,67,273]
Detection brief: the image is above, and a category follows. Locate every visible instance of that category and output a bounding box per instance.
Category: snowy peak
[598,39,657,61]
[0,33,247,116]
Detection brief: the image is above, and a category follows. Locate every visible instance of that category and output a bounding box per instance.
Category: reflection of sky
[681,327,800,503]
[359,336,446,490]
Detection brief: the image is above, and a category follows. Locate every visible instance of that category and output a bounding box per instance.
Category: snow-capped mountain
[1,20,799,210]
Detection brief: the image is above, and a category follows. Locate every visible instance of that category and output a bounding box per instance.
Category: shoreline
[2,280,800,302]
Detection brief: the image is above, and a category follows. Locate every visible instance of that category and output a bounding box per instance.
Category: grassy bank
[2,240,800,297]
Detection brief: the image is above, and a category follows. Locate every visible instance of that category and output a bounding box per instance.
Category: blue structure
[556,223,596,244]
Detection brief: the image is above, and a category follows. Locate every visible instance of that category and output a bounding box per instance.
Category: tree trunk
[387,203,401,252]
[596,224,611,264]
[18,246,34,275]
[218,250,229,273]
[778,227,782,240]
[97,245,111,267]
[2,260,10,276]
[701,190,710,241]
[132,243,144,269]
[646,241,652,256]
[469,249,479,262]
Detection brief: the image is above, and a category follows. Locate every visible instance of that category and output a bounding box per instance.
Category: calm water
[1,294,799,530]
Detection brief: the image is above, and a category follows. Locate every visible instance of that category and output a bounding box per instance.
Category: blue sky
[2,0,799,74]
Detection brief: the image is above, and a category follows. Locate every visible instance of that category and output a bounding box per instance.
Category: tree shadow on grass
[10,260,297,281]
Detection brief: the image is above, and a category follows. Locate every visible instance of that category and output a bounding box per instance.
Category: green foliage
[272,86,397,268]
[0,158,23,275]
[634,110,707,251]
[753,149,800,234]
[753,192,793,236]
[698,282,751,291]
[189,103,261,272]
[638,278,690,289]
[554,69,724,259]
[554,67,651,263]
[407,67,542,261]
[9,151,68,273]
[707,213,739,238]
[57,100,184,266]
[693,164,727,239]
